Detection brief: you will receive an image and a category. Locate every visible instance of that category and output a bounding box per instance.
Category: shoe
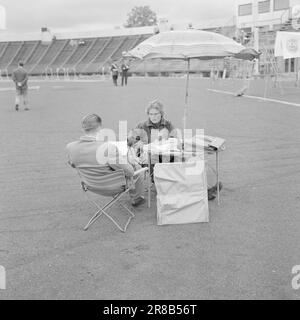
[24,107,29,111]
[151,183,157,194]
[15,105,19,111]
[208,181,223,194]
[208,190,216,201]
[132,196,146,207]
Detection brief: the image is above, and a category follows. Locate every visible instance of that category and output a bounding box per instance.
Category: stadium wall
[0,26,155,43]
[1,19,299,78]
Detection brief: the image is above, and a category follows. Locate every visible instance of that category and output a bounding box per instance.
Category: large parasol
[125,29,260,130]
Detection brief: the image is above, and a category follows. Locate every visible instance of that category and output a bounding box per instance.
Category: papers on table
[184,135,226,152]
[102,135,225,165]
[109,140,128,156]
[143,138,182,155]
[143,136,225,156]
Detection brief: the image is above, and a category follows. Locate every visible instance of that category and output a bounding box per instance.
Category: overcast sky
[0,0,236,33]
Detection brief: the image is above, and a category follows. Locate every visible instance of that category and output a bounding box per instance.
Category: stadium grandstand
[1,0,300,79]
[0,24,226,78]
[0,27,155,78]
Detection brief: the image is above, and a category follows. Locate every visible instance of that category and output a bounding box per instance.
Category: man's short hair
[81,114,102,132]
[146,99,164,117]
[18,61,24,67]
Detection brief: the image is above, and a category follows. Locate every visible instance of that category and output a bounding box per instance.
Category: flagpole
[183,58,190,134]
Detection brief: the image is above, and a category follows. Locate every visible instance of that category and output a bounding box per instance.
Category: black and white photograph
[0,0,300,303]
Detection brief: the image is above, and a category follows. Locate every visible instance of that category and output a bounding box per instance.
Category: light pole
[252,0,260,75]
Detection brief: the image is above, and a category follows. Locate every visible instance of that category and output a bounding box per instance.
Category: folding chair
[73,165,149,232]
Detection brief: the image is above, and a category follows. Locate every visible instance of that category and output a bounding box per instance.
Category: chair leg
[102,210,134,233]
[122,215,134,233]
[119,202,135,217]
[84,190,134,232]
[84,209,104,231]
[102,201,135,233]
[83,194,123,231]
[118,203,135,232]
[148,172,152,208]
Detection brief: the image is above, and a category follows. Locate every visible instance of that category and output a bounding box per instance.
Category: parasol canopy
[124,30,260,131]
[125,30,259,61]
[234,47,261,61]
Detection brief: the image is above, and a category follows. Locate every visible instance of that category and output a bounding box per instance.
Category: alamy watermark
[292,265,300,290]
[94,121,206,175]
[0,265,5,290]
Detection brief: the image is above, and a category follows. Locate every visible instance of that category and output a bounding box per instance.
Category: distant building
[41,27,53,44]
[0,5,6,30]
[157,17,170,32]
[235,0,300,74]
[236,0,300,31]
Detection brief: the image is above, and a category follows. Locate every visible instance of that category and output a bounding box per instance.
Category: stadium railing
[44,67,53,80]
[0,69,9,80]
[66,67,78,80]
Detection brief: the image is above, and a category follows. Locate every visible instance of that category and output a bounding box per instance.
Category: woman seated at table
[127,99,180,184]
[128,99,222,200]
[128,99,179,164]
[134,99,177,144]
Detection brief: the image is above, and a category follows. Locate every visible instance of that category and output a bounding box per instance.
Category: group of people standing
[110,61,130,86]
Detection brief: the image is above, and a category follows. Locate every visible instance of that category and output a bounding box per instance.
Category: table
[143,137,225,206]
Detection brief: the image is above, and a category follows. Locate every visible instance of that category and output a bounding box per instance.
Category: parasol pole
[183,58,190,134]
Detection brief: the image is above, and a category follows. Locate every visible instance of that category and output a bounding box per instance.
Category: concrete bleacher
[30,39,68,74]
[62,38,97,70]
[0,26,223,76]
[76,36,115,73]
[48,40,74,72]
[86,36,128,73]
[7,41,37,73]
[0,35,235,77]
[24,41,48,72]
[0,25,219,77]
[0,26,153,76]
[110,35,141,61]
[0,23,294,78]
[0,41,23,70]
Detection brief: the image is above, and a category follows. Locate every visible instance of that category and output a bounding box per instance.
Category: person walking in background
[111,62,119,86]
[121,61,129,86]
[12,61,29,111]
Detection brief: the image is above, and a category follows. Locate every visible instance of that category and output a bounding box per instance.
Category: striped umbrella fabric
[126,30,247,60]
[124,29,259,132]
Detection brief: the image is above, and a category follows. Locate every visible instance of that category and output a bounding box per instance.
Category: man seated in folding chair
[66,114,147,232]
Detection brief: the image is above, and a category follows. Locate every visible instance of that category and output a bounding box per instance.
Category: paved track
[0,77,300,299]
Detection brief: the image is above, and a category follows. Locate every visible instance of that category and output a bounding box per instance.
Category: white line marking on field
[52,86,64,89]
[37,79,105,83]
[0,87,14,91]
[0,79,105,83]
[207,89,235,96]
[207,88,300,108]
[29,86,40,90]
[0,86,40,92]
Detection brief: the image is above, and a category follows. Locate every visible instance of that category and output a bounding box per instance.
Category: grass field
[1,76,300,299]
